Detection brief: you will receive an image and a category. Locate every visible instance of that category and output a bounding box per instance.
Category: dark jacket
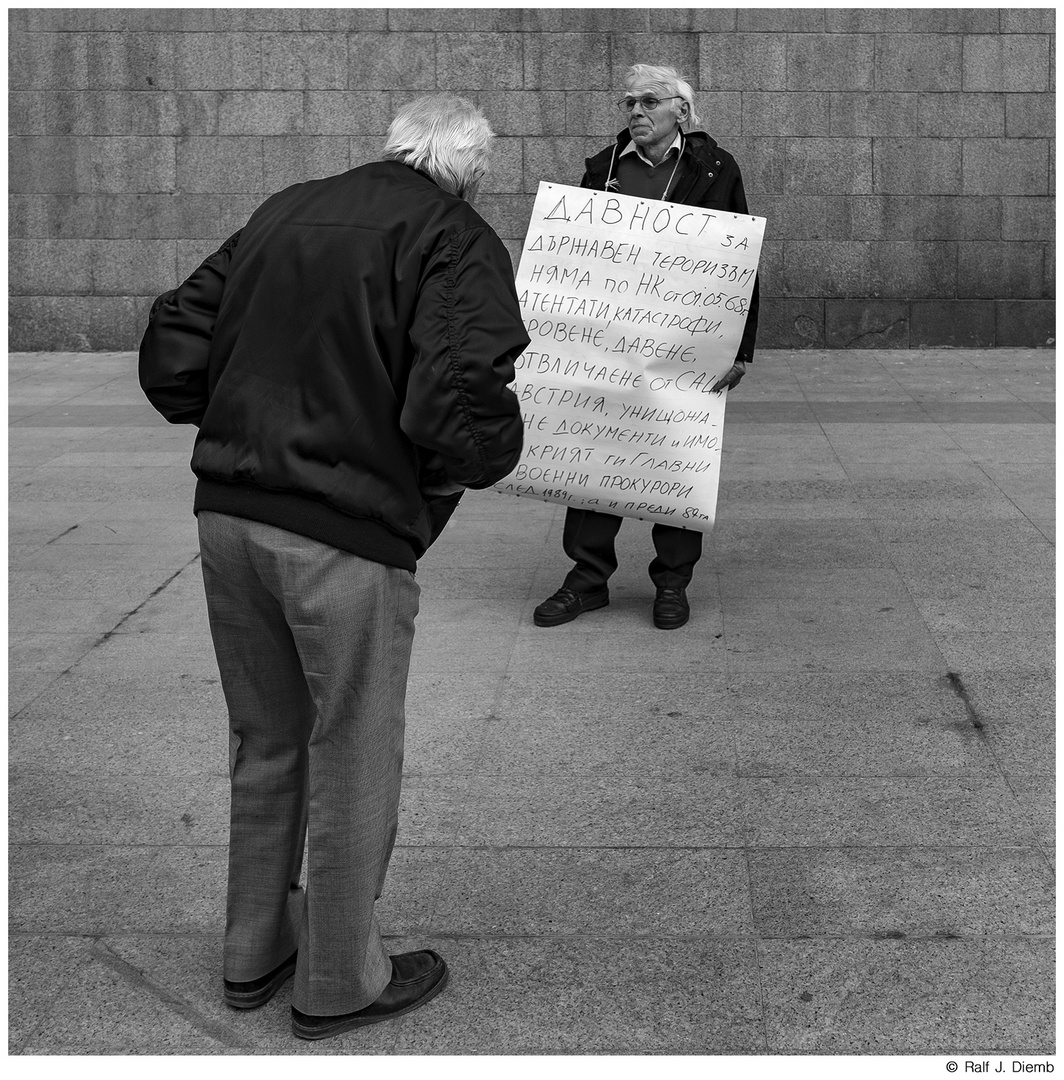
[139,161,529,571]
[582,129,759,367]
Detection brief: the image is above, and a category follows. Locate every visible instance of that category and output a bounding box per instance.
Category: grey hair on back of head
[624,63,701,129]
[382,94,494,199]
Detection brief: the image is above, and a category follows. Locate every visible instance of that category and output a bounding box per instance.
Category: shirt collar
[620,130,684,166]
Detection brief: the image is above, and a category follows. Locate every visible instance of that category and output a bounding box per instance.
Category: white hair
[382,94,494,200]
[624,63,701,129]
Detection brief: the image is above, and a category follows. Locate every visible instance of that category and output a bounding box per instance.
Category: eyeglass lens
[623,96,662,111]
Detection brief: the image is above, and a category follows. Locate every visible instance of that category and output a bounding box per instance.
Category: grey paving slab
[861,493,1032,522]
[401,713,489,776]
[11,403,162,426]
[718,458,854,483]
[494,671,734,722]
[509,619,730,672]
[915,595,1055,633]
[741,777,1038,847]
[934,632,1056,674]
[405,669,503,721]
[918,401,1051,423]
[9,464,198,502]
[457,775,747,847]
[9,767,224,846]
[10,673,227,773]
[10,593,131,635]
[760,937,1054,1054]
[9,934,291,1055]
[68,628,223,676]
[736,718,998,777]
[394,774,471,847]
[727,400,817,420]
[478,711,737,777]
[958,672,1056,724]
[748,848,1055,937]
[717,671,965,724]
[9,565,192,611]
[44,515,199,547]
[945,423,1056,462]
[822,423,977,462]
[722,594,934,639]
[1031,516,1054,542]
[8,496,107,529]
[409,625,518,673]
[421,531,558,571]
[496,670,965,726]
[8,428,120,465]
[9,844,226,934]
[413,564,540,600]
[898,563,1054,602]
[1010,777,1055,861]
[12,541,202,571]
[873,516,1050,547]
[413,594,534,632]
[8,935,92,1052]
[716,566,911,600]
[712,518,895,569]
[7,671,62,717]
[726,422,842,455]
[391,936,766,1054]
[9,630,101,673]
[723,629,949,673]
[426,847,753,937]
[977,461,1056,518]
[715,486,873,522]
[951,675,1057,777]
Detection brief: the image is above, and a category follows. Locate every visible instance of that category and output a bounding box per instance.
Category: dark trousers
[561,507,703,592]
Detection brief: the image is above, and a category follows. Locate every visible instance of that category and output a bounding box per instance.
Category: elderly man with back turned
[139,95,528,1040]
[534,64,759,631]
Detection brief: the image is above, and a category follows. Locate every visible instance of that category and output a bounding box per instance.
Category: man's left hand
[710,360,747,394]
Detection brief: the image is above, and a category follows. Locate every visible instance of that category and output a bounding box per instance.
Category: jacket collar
[597,128,719,196]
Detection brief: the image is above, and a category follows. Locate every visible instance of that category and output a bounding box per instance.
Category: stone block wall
[8,7,1055,350]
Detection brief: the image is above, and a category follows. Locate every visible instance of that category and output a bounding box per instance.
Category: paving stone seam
[7,557,203,721]
[88,937,247,1050]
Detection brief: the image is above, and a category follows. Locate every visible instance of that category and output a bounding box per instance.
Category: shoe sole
[533,595,609,627]
[224,962,297,1009]
[291,966,450,1040]
[653,610,690,629]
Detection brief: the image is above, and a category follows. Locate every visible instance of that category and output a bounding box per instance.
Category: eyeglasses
[618,95,682,113]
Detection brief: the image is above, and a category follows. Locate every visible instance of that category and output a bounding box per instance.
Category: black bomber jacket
[139,161,529,571]
[582,129,759,367]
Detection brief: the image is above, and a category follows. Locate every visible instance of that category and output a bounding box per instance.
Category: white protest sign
[494,182,764,532]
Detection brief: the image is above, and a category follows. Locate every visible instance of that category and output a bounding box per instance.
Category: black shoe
[224,950,297,1009]
[291,950,449,1040]
[533,585,609,627]
[653,587,690,629]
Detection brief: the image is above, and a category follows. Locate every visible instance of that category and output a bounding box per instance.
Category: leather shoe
[224,950,297,1009]
[653,586,690,629]
[291,949,448,1040]
[533,585,609,626]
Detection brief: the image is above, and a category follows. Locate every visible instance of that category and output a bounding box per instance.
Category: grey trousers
[198,511,419,1015]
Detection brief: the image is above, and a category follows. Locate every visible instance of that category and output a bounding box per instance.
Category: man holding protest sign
[533,64,759,630]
